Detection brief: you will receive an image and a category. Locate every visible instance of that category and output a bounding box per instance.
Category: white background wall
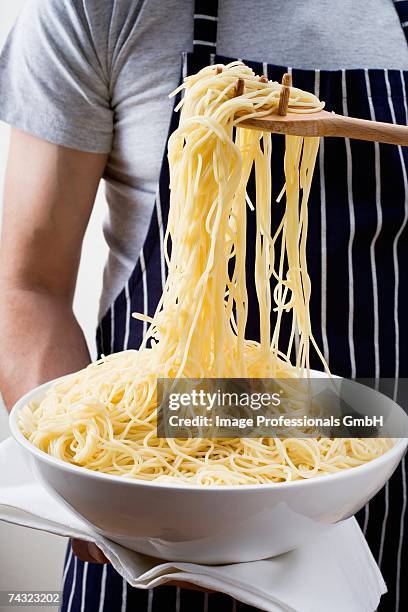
[0,2,108,609]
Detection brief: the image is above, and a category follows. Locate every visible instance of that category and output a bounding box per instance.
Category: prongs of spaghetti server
[235,77,245,97]
[278,73,292,116]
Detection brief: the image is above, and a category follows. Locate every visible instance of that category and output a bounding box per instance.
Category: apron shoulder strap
[394,0,408,44]
[193,0,218,54]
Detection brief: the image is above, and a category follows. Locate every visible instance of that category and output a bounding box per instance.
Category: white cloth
[0,437,386,612]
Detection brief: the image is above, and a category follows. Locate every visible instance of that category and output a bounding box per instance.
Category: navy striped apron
[61,1,408,610]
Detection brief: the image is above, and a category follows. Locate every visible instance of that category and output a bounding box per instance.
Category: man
[1,1,407,610]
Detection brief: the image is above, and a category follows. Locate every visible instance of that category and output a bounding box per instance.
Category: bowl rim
[9,377,408,493]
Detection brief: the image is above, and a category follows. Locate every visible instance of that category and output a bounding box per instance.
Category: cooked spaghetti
[19,62,392,485]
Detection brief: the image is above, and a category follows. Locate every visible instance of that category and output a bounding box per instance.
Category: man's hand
[71,540,110,564]
[71,540,212,591]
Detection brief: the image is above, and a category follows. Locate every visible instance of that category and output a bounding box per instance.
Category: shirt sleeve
[0,0,113,153]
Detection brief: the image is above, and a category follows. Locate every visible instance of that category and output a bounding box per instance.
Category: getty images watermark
[157,378,408,439]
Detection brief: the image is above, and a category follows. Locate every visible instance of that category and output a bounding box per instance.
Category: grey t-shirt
[0,0,407,318]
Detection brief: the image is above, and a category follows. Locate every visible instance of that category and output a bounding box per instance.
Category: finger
[87,542,110,564]
[71,539,90,562]
[71,539,109,564]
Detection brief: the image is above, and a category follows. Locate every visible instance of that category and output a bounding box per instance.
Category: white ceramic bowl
[9,378,408,564]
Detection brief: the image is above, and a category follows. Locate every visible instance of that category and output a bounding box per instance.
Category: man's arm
[0,128,110,564]
[0,128,107,411]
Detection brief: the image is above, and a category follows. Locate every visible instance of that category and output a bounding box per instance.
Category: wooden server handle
[241,110,408,146]
[319,114,408,146]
